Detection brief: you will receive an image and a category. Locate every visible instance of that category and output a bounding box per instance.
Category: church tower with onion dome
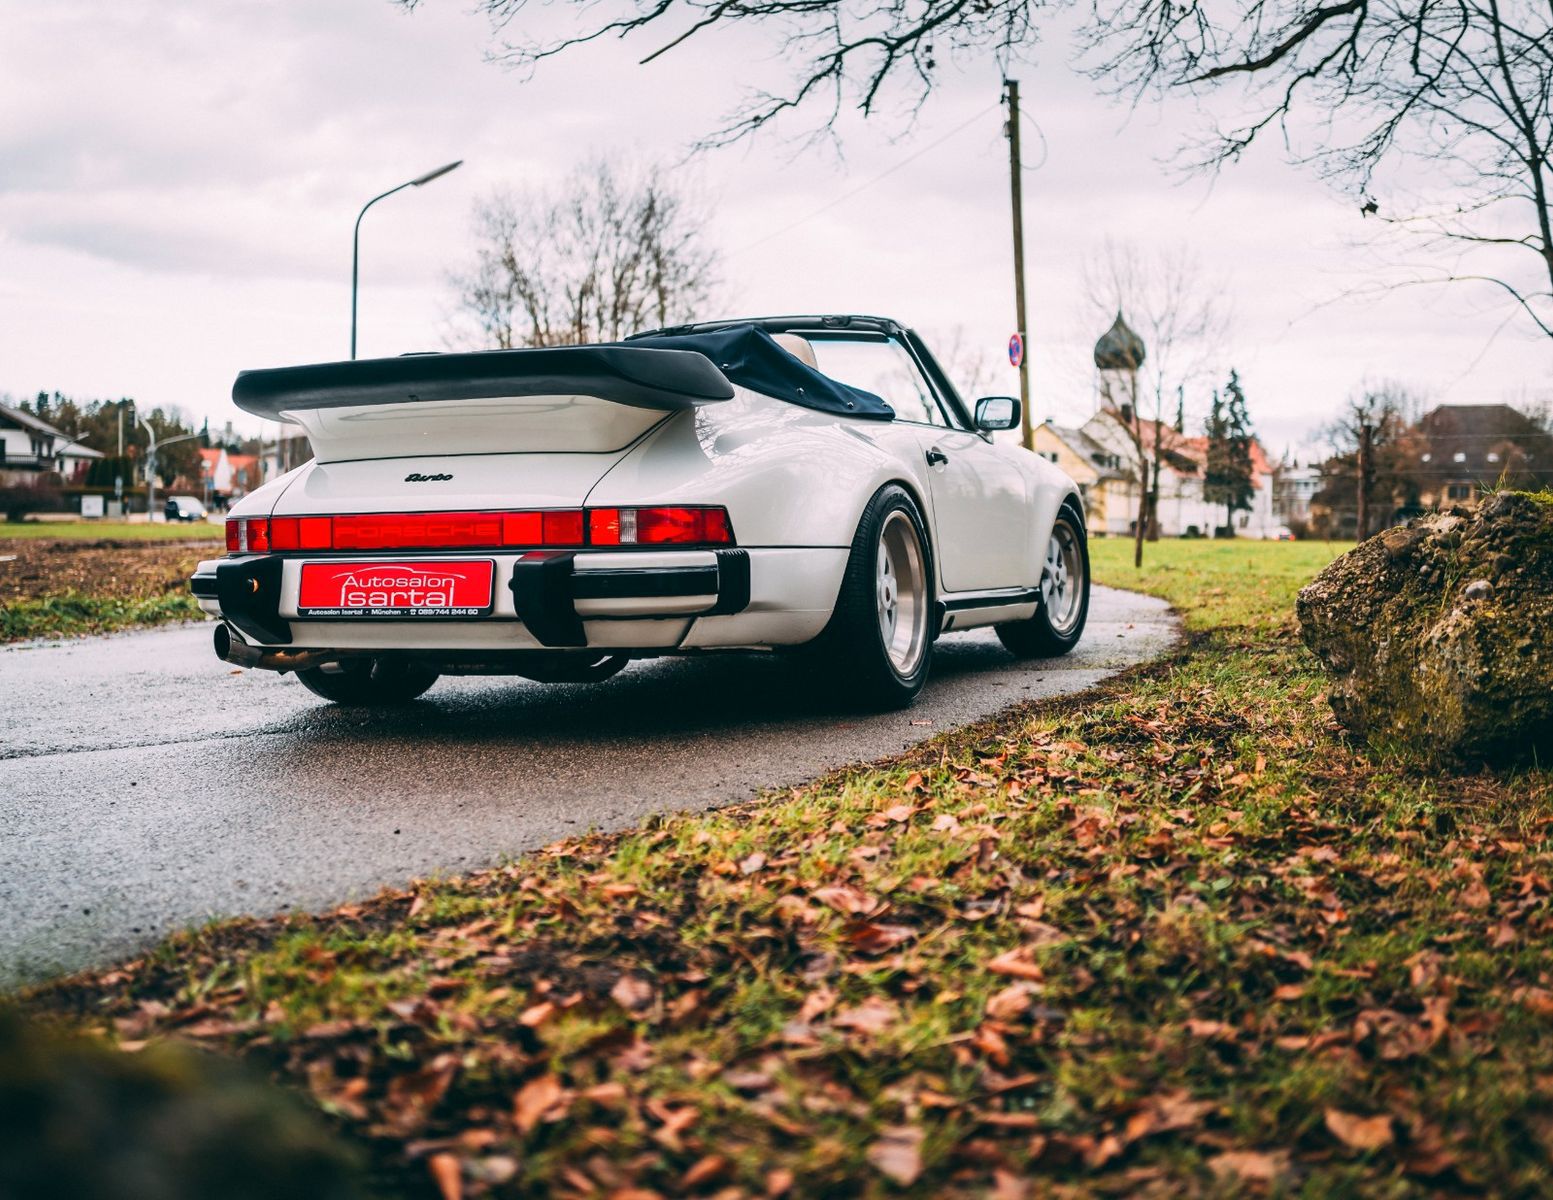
[1093,311,1145,421]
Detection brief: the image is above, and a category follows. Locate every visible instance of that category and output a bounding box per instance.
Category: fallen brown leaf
[1208,1149,1290,1184]
[427,1152,462,1200]
[1324,1107,1394,1152]
[513,1073,564,1134]
[610,973,654,1011]
[987,947,1044,981]
[832,995,899,1035]
[867,1124,924,1186]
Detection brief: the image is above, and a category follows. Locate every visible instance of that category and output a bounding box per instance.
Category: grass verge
[0,589,204,641]
[23,541,1553,1198]
[0,520,224,541]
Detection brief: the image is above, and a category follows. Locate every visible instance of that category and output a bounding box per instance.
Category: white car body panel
[206,319,1083,673]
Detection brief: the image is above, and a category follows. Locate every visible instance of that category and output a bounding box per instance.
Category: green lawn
[25,540,1553,1199]
[0,520,222,542]
[1090,535,1355,632]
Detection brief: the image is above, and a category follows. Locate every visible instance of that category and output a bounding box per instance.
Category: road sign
[1008,333,1024,369]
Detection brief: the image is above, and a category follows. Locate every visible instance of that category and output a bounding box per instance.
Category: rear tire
[295,658,439,705]
[997,500,1089,659]
[802,484,935,710]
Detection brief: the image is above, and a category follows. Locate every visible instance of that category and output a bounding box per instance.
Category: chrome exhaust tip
[213,622,265,667]
[213,623,360,675]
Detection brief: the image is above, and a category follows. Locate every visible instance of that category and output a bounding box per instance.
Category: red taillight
[226,506,734,555]
[587,507,734,546]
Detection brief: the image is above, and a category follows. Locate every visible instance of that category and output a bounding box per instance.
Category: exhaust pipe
[213,624,359,675]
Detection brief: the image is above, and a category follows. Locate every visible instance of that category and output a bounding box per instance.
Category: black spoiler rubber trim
[231,346,737,421]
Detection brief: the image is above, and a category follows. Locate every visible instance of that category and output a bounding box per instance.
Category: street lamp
[350,160,463,360]
[134,410,203,521]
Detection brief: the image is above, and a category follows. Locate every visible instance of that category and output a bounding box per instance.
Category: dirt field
[0,537,220,604]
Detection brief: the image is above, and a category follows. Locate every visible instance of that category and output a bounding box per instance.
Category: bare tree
[410,0,1552,338]
[450,159,719,349]
[1084,241,1230,565]
[1316,383,1423,539]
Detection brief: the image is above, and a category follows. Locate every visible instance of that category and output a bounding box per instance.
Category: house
[1272,456,1323,526]
[1031,420,1129,532]
[1079,407,1280,538]
[1079,311,1279,537]
[1412,403,1553,506]
[0,401,103,486]
[197,447,232,499]
[260,432,311,483]
[195,447,263,505]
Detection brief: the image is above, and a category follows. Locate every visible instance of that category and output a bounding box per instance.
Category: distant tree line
[11,392,209,488]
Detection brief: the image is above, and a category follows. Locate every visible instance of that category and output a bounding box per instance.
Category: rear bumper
[507,549,748,646]
[191,547,842,653]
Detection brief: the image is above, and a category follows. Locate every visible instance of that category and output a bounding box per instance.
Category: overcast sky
[2,0,1548,458]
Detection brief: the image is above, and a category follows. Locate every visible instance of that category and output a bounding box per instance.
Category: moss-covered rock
[1297,490,1553,765]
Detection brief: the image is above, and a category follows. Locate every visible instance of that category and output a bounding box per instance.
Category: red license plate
[297,560,496,618]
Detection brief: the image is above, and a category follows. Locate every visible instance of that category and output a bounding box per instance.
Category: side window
[808,337,946,426]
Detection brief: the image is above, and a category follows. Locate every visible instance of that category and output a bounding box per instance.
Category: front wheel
[294,658,440,705]
[997,500,1090,659]
[801,484,935,710]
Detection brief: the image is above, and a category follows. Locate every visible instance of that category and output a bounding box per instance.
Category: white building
[1080,314,1280,538]
[0,401,103,485]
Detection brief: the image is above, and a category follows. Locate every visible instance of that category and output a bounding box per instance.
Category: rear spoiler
[231,346,737,421]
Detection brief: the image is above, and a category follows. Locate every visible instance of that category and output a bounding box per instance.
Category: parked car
[164,496,207,522]
[192,316,1090,709]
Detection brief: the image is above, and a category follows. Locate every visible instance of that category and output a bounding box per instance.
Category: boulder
[1297,491,1553,765]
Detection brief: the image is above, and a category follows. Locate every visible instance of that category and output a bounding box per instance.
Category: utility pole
[1004,79,1034,450]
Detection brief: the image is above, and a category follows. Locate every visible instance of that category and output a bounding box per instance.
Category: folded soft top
[232,325,892,422]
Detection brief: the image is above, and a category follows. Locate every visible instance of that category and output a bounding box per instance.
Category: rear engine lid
[277,450,637,515]
[285,395,671,462]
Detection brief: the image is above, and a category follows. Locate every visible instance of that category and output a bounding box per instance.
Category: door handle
[925,447,949,467]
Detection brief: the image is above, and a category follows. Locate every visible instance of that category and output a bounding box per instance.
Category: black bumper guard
[510,549,750,647]
[190,555,291,645]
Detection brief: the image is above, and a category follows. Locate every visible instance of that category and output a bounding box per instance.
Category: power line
[729,104,1000,257]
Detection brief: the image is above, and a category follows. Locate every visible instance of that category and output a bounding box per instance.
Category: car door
[913,424,1031,593]
[803,332,1032,592]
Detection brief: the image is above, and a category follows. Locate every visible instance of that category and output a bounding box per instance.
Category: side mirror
[974,396,1020,432]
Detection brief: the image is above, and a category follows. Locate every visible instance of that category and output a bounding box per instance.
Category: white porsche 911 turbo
[193,315,1089,709]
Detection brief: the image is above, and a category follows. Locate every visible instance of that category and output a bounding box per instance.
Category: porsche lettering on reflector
[297,560,495,618]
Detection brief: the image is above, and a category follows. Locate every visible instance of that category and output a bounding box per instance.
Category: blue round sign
[1008,333,1024,368]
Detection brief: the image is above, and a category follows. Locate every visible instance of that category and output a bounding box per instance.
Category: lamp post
[134,410,202,521]
[350,160,463,360]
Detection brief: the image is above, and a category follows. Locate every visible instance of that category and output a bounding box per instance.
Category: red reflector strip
[225,507,734,554]
[330,511,509,551]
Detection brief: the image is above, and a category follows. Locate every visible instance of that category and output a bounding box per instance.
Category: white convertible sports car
[193,315,1089,709]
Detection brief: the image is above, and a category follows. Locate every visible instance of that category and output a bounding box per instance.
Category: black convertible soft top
[625,325,891,419]
[231,324,892,422]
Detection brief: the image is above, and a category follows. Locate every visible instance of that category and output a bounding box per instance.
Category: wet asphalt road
[0,585,1177,987]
